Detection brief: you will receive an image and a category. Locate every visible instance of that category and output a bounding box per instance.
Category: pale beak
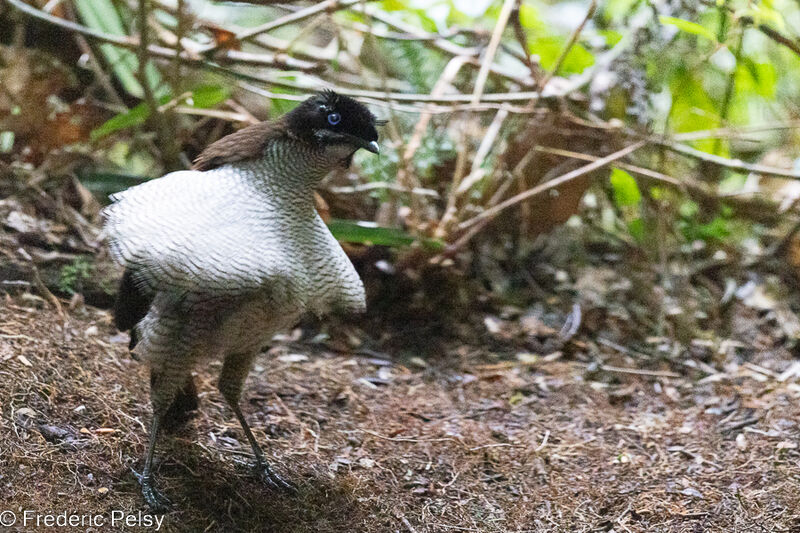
[365,140,380,154]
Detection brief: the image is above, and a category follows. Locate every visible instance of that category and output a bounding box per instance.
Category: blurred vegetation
[2,0,800,333]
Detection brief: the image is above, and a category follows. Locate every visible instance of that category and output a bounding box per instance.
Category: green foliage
[189,85,231,109]
[77,171,149,197]
[378,40,446,92]
[659,16,717,42]
[610,168,641,207]
[519,3,594,74]
[58,258,93,296]
[355,145,400,191]
[414,131,455,181]
[328,219,443,250]
[91,102,153,141]
[609,168,644,243]
[91,86,230,141]
[266,86,302,119]
[54,0,800,262]
[680,214,733,243]
[73,0,164,99]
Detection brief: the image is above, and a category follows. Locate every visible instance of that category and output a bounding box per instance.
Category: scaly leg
[133,414,172,512]
[219,351,296,493]
[135,363,193,511]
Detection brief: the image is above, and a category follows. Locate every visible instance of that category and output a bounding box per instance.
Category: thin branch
[360,6,481,58]
[510,0,541,84]
[197,0,370,55]
[538,0,596,91]
[151,0,338,63]
[458,141,647,231]
[673,121,800,142]
[170,0,186,91]
[740,15,800,57]
[533,146,686,190]
[326,182,439,197]
[5,0,559,107]
[401,56,470,161]
[700,0,800,57]
[595,365,680,379]
[137,0,180,170]
[472,0,517,104]
[435,142,646,259]
[455,108,509,195]
[647,135,800,180]
[5,0,321,72]
[360,5,534,87]
[710,27,743,174]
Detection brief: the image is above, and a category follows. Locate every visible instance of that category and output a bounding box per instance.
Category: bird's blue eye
[327,112,341,126]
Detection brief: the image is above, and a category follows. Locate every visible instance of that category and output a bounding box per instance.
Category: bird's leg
[229,400,297,492]
[219,352,296,493]
[134,366,191,512]
[134,414,172,512]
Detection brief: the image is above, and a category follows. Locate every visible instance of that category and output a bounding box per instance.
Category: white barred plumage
[103,90,378,511]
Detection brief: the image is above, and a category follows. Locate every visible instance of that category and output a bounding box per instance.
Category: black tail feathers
[114,269,153,349]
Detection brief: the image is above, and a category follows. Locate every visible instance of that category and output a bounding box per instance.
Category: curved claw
[142,480,172,513]
[132,468,171,513]
[256,463,297,494]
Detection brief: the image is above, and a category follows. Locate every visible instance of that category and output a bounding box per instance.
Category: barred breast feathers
[104,133,367,316]
[103,167,301,299]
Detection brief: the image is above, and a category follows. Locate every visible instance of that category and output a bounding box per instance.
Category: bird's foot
[132,469,171,513]
[255,462,297,494]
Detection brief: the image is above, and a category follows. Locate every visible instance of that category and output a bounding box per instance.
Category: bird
[103,90,381,511]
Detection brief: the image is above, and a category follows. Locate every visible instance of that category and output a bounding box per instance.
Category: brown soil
[2,294,800,533]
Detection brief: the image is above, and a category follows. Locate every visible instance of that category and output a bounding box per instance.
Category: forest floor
[3,283,800,533]
[3,161,800,532]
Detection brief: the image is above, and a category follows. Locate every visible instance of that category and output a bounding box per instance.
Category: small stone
[98,487,109,495]
[358,457,375,469]
[409,357,427,368]
[278,353,308,363]
[735,433,747,451]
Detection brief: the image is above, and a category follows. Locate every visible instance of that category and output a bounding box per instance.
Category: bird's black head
[285,90,382,160]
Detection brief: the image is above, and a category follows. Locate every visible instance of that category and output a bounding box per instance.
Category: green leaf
[77,171,150,197]
[327,219,443,250]
[519,4,545,33]
[90,103,151,141]
[610,168,641,207]
[529,37,595,74]
[92,92,175,141]
[659,16,717,42]
[379,0,405,11]
[627,218,645,242]
[189,85,231,109]
[737,58,777,98]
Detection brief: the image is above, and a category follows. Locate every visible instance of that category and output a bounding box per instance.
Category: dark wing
[192,119,288,171]
[114,268,154,349]
[114,268,153,331]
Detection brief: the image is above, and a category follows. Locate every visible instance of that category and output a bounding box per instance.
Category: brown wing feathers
[192,120,287,171]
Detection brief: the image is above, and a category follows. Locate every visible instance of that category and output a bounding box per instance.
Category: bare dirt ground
[2,291,800,533]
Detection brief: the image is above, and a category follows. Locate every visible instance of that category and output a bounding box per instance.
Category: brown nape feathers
[192,121,285,171]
